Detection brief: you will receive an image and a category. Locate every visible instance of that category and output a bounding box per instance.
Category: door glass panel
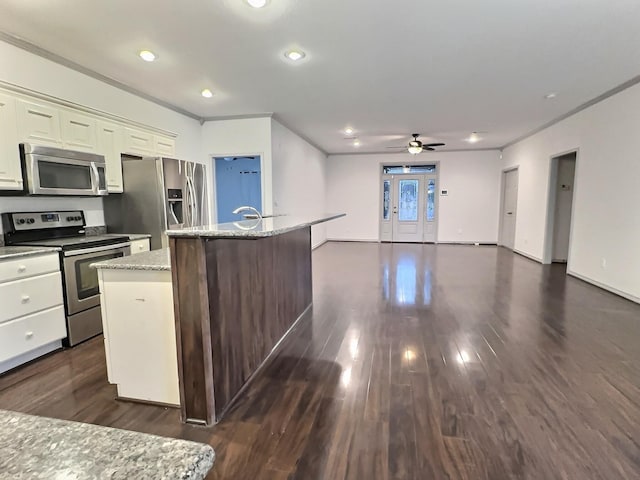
[398,179,418,221]
[38,161,92,189]
[382,180,390,220]
[426,179,435,221]
[74,252,124,300]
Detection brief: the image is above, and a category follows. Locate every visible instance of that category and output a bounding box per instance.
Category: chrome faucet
[232,206,262,221]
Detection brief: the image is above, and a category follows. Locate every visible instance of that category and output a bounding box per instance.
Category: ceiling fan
[386,134,445,154]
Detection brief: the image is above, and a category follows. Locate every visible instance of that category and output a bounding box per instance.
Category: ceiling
[1,0,640,153]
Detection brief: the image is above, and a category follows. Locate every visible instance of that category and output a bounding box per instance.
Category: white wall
[201,117,273,218]
[325,151,502,243]
[271,120,328,248]
[502,81,640,302]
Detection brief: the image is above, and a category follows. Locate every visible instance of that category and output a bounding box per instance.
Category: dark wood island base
[169,225,317,425]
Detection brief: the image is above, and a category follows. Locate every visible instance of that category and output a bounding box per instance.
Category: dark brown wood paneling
[172,227,313,424]
[170,237,215,425]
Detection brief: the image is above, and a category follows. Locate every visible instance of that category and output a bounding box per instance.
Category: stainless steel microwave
[20,143,108,196]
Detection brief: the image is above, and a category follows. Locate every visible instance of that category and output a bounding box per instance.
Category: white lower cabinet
[98,268,179,405]
[0,253,66,374]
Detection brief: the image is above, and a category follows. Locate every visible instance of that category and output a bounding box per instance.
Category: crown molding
[0,31,201,122]
[501,74,640,150]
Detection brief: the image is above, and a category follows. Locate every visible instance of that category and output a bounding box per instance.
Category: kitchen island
[0,409,214,479]
[167,214,344,425]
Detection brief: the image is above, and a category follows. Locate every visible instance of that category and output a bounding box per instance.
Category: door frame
[209,152,265,224]
[378,160,440,243]
[543,148,579,265]
[498,166,519,249]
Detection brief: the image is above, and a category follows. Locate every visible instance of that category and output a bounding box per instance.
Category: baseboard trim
[567,269,640,305]
[513,248,543,264]
[326,238,380,243]
[436,241,498,246]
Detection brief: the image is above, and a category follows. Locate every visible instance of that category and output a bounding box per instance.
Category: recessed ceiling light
[285,49,306,62]
[247,0,268,7]
[353,139,361,147]
[139,50,156,62]
[201,89,214,98]
[545,92,557,99]
[466,132,481,143]
[344,127,354,136]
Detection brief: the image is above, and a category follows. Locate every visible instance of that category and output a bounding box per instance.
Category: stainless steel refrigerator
[104,156,208,250]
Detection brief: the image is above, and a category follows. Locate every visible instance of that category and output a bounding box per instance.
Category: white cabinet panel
[154,136,176,157]
[0,93,22,190]
[0,306,66,363]
[130,238,151,254]
[16,99,63,147]
[61,110,98,152]
[0,271,64,324]
[98,121,124,192]
[0,253,60,283]
[123,128,155,156]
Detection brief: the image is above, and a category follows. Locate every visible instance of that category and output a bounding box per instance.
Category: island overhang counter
[166,214,345,425]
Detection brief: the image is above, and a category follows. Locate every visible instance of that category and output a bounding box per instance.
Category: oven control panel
[7,211,85,231]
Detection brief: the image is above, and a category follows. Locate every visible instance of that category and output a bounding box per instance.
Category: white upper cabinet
[61,110,98,152]
[123,128,155,156]
[0,93,22,190]
[154,135,176,157]
[16,99,63,147]
[97,121,124,193]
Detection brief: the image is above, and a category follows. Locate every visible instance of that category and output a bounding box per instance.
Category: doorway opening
[499,168,519,250]
[379,164,438,243]
[214,156,262,223]
[544,151,577,264]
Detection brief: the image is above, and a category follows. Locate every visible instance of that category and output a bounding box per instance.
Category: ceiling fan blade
[423,143,445,147]
[424,147,435,151]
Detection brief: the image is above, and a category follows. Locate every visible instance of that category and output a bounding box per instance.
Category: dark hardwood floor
[1,242,639,479]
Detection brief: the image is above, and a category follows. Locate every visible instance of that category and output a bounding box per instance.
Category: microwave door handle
[90,162,99,194]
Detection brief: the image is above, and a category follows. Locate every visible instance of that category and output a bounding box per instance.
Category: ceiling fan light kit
[387,133,445,154]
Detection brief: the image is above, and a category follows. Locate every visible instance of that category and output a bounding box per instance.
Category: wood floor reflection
[1,242,639,479]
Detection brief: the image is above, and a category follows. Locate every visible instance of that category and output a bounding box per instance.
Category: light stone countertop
[0,246,61,261]
[166,213,346,238]
[91,248,171,271]
[0,409,215,479]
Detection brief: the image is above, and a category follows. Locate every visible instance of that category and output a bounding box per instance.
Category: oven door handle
[63,242,131,257]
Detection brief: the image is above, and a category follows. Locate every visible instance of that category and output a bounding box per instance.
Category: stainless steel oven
[63,243,131,315]
[20,143,108,196]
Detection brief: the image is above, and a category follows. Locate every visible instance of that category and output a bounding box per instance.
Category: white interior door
[392,176,424,242]
[500,169,518,249]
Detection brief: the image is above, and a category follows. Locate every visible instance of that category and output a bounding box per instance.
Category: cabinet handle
[18,265,27,273]
[21,295,30,303]
[25,331,34,339]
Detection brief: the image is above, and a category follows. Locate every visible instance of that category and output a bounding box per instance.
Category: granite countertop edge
[91,248,171,271]
[166,213,346,238]
[0,246,61,260]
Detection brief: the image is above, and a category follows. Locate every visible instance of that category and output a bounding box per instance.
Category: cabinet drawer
[0,253,60,283]
[0,306,66,363]
[0,272,63,323]
[130,238,150,254]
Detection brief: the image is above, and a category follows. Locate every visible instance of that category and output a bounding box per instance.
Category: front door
[381,175,437,243]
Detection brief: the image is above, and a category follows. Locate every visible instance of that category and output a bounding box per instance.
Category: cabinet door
[97,121,124,192]
[61,110,97,152]
[123,128,155,156]
[0,93,22,191]
[16,99,63,147]
[154,135,176,157]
